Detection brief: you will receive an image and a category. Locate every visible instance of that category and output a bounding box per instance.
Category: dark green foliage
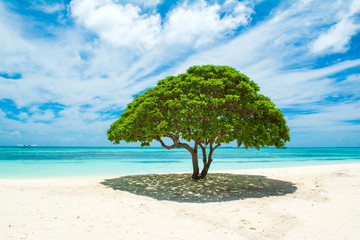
[108,65,290,179]
[102,173,297,203]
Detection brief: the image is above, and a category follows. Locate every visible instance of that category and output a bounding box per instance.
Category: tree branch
[214,134,226,150]
[187,127,191,137]
[157,133,194,153]
[179,142,194,153]
[156,137,177,150]
[207,134,225,166]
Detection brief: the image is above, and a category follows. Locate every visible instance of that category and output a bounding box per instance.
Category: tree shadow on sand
[101,173,297,203]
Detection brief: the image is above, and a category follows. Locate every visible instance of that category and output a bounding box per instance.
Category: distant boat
[18,144,36,148]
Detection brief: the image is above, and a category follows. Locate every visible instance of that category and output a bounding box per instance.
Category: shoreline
[2,147,359,179]
[1,161,359,180]
[1,163,360,239]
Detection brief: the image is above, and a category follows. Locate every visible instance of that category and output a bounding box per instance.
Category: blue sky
[0,0,359,147]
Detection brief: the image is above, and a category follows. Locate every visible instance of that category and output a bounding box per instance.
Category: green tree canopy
[108,65,290,179]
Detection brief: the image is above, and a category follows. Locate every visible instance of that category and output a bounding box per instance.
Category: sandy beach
[1,163,360,240]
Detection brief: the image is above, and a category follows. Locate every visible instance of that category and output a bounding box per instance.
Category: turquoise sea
[0,147,360,178]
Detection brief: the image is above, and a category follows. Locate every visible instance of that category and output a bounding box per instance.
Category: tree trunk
[200,164,209,179]
[191,152,200,179]
[200,159,213,179]
[200,144,216,179]
[156,135,200,179]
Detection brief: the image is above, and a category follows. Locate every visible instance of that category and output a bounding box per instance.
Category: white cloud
[310,0,360,55]
[30,109,56,122]
[0,3,33,70]
[0,103,115,145]
[336,74,360,99]
[70,0,253,50]
[70,0,162,49]
[288,102,360,132]
[17,112,29,120]
[0,109,5,118]
[259,59,360,107]
[163,0,252,47]
[118,0,163,8]
[311,18,360,54]
[34,3,65,14]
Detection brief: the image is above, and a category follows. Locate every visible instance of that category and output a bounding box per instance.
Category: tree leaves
[107,65,290,149]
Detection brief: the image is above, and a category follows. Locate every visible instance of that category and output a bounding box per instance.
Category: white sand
[1,163,360,240]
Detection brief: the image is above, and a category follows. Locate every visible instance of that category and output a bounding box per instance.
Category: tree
[107,65,290,179]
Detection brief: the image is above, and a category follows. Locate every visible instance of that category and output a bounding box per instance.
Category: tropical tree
[107,65,290,179]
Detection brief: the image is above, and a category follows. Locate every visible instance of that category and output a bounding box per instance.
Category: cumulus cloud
[163,0,252,47]
[70,0,253,50]
[71,0,162,49]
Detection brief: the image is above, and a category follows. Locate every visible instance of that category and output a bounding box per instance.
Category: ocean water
[0,147,359,178]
